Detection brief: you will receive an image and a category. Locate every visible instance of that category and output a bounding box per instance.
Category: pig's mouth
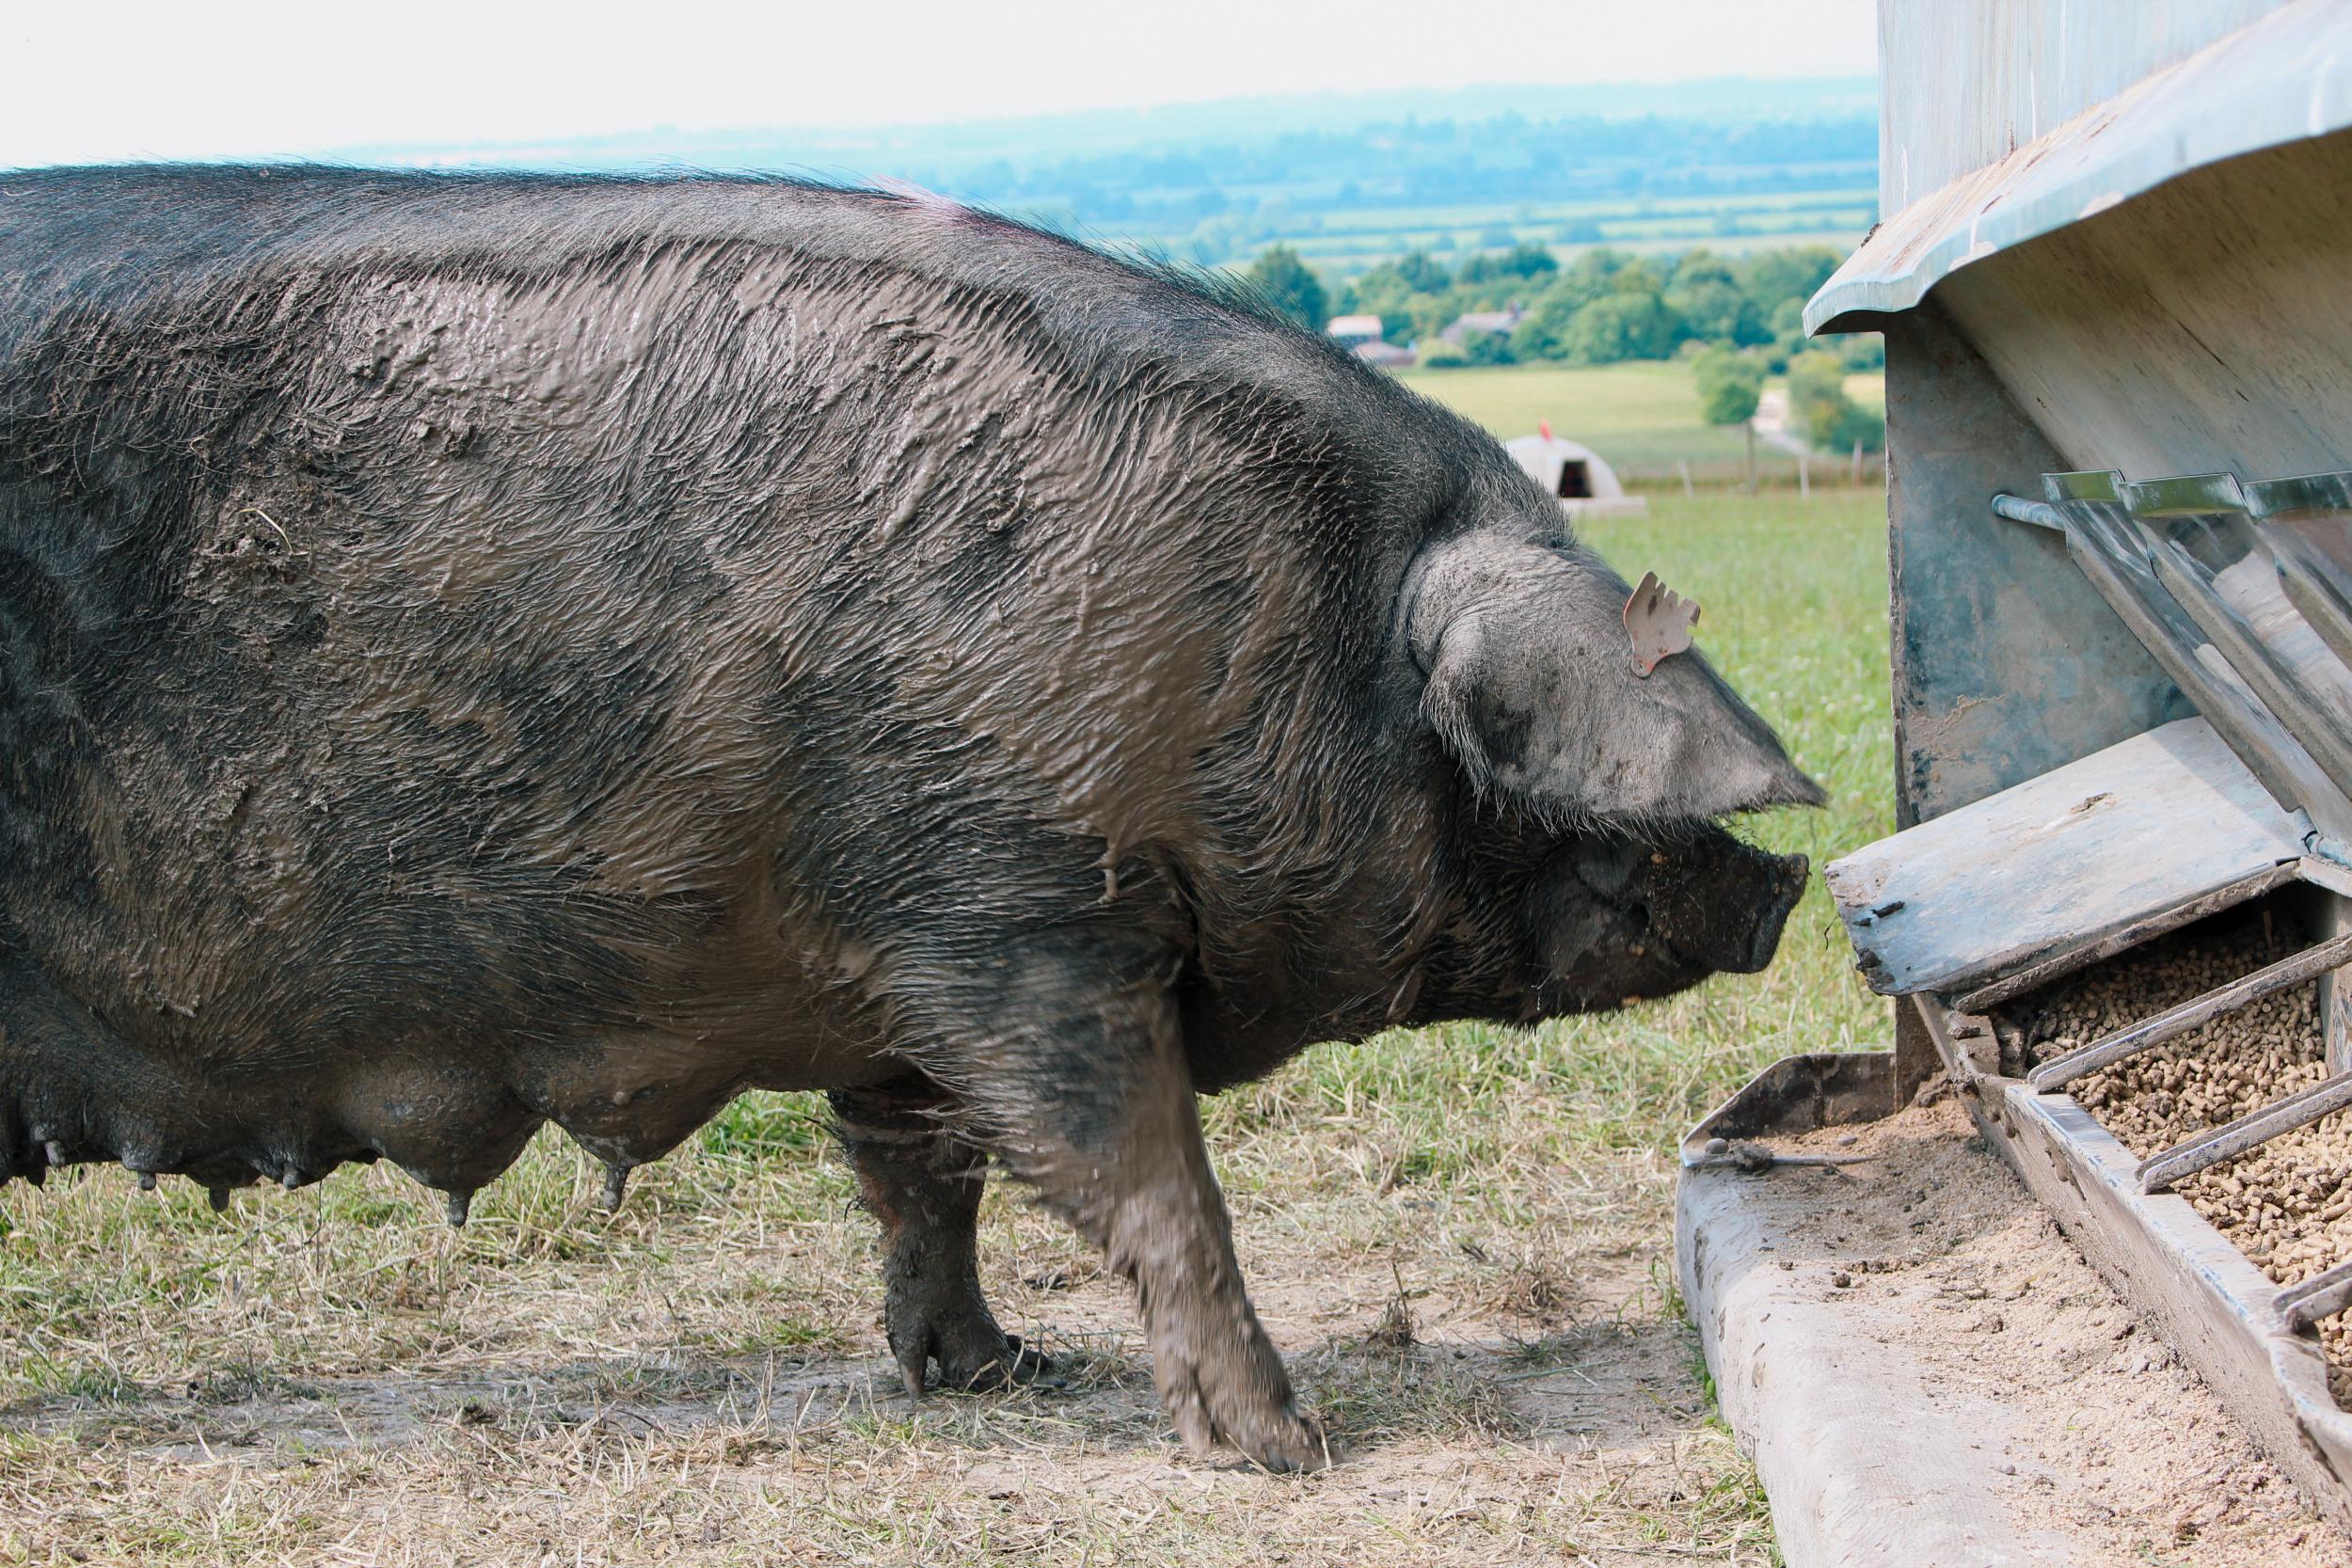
[1518,822,1808,1015]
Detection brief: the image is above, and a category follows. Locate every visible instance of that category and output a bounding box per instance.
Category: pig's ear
[1407,535,1823,824]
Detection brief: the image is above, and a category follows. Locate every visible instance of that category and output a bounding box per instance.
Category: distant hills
[343,77,1880,276]
[346,78,1877,174]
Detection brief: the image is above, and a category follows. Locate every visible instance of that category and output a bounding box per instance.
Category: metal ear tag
[1624,571,1700,677]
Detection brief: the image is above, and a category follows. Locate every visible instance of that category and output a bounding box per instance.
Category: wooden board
[1825,717,2308,997]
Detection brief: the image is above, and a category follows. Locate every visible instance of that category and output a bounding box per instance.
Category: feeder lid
[1825,717,2313,1000]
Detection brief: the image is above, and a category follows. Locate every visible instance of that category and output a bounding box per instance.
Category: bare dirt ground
[2,1268,1734,1567]
[0,1041,1781,1568]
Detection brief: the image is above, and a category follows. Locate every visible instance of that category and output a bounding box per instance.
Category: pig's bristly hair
[0,165,1805,1214]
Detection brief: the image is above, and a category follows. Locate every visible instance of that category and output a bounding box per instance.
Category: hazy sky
[3,1,1876,166]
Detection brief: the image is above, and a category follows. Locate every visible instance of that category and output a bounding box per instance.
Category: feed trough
[1678,2,2352,1550]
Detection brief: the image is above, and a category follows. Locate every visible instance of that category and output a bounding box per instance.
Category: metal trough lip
[1677,1050,1896,1167]
[2137,1070,2352,1195]
[2120,469,2251,522]
[2025,927,2352,1091]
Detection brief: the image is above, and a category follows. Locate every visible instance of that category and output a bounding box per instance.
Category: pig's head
[1399,507,1822,1020]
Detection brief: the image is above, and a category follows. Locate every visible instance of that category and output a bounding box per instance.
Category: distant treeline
[1251,239,1881,373]
[350,87,1878,275]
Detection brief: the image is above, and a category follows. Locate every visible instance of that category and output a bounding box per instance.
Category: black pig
[0,167,1818,1470]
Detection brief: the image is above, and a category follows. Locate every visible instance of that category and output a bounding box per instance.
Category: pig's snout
[1715,846,1808,974]
[1624,830,1807,978]
[1522,830,1809,1013]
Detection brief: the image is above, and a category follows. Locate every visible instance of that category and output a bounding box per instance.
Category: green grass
[1398,360,1782,483]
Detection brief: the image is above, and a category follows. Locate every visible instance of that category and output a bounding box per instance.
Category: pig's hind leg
[831,1076,1049,1396]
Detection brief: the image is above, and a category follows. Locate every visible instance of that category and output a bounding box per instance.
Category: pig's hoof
[936,1331,1055,1393]
[893,1316,1053,1399]
[1234,1408,1330,1474]
[1169,1385,1331,1473]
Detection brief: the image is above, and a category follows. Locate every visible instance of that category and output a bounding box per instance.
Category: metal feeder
[1679,2,2352,1541]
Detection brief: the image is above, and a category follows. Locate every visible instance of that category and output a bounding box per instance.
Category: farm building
[1678,3,2352,1560]
[1351,340,1415,369]
[1438,304,1522,344]
[1324,312,1383,346]
[1502,424,1646,518]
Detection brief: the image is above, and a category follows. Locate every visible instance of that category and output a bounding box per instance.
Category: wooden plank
[2277,545,2352,675]
[1826,718,2307,997]
[2067,524,2352,835]
[2153,543,2352,787]
[2252,480,2352,686]
[1952,860,2301,1013]
[2211,549,2352,727]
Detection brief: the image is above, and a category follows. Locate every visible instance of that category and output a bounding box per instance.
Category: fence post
[1851,440,1864,484]
[1799,450,1810,499]
[1677,458,1694,499]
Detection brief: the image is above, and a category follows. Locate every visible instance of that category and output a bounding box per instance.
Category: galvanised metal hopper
[1682,0,2352,1544]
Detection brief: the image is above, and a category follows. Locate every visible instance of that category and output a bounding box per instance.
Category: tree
[1834,331,1886,370]
[1787,351,1850,426]
[1737,246,1842,320]
[1394,249,1453,293]
[1693,347,1765,426]
[1561,291,1681,365]
[1510,287,1582,361]
[1787,350,1884,452]
[1246,245,1329,330]
[1666,251,1767,346]
[1823,400,1887,453]
[1504,249,1640,360]
[1456,242,1558,285]
[1459,327,1517,367]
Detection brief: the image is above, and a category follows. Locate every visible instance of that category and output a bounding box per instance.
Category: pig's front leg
[906,945,1326,1472]
[1089,1041,1324,1471]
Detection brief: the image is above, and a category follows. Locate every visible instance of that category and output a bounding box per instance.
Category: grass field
[1211,188,1876,278]
[0,493,1894,1565]
[1400,360,1863,488]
